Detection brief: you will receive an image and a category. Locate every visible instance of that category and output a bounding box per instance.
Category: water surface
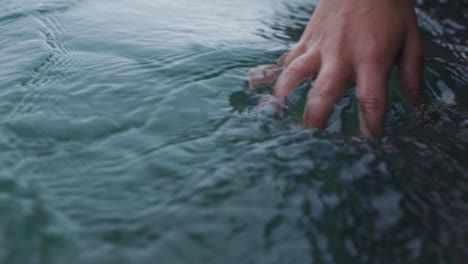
[0,0,468,263]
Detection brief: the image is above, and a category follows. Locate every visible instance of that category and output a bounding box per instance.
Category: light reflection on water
[0,0,467,263]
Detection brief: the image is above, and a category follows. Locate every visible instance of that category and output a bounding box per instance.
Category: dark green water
[1,0,468,263]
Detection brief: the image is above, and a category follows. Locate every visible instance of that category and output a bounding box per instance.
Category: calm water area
[0,0,468,263]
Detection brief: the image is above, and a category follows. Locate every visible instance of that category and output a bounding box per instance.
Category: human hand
[249,0,424,137]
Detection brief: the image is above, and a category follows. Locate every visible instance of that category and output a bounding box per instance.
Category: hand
[249,0,424,137]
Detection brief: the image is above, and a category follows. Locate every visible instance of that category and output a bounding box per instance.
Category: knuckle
[284,65,303,79]
[323,61,348,75]
[305,49,320,61]
[325,46,346,60]
[295,43,307,54]
[366,35,385,54]
[357,95,386,114]
[356,39,388,66]
[360,53,387,67]
[322,45,348,63]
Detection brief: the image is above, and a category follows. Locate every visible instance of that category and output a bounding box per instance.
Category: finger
[248,64,283,91]
[398,29,424,107]
[273,52,321,98]
[257,94,286,117]
[303,63,350,128]
[356,66,390,137]
[278,45,306,67]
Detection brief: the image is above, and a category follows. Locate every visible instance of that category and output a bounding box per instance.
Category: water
[0,0,467,263]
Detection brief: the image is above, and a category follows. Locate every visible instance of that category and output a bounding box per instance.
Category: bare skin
[249,0,424,137]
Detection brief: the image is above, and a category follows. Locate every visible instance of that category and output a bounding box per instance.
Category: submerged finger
[398,30,424,107]
[303,63,350,128]
[356,66,390,137]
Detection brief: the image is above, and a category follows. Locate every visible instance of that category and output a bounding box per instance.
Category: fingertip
[257,94,287,117]
[248,64,282,91]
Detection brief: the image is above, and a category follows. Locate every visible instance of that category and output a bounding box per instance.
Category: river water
[0,0,467,263]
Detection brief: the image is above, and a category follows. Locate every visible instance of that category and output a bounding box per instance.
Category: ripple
[0,0,468,263]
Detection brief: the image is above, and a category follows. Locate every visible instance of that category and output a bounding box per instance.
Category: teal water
[1,0,468,263]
